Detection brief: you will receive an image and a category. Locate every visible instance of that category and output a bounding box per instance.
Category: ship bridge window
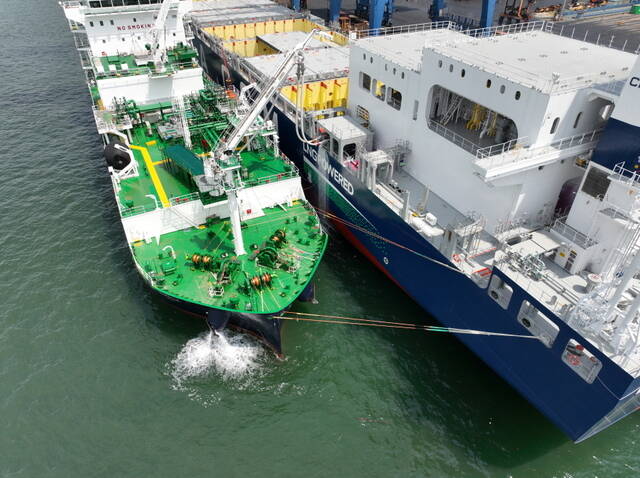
[581,166,610,200]
[515,91,521,100]
[550,117,560,134]
[332,138,339,155]
[360,72,371,92]
[387,88,402,110]
[89,21,94,27]
[486,79,492,88]
[99,20,104,26]
[133,17,137,22]
[110,20,114,25]
[373,79,386,101]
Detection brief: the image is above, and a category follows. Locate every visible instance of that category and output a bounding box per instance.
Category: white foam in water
[170,330,266,388]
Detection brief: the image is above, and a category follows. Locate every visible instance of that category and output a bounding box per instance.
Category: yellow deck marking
[145,140,157,146]
[130,144,170,208]
[152,159,169,166]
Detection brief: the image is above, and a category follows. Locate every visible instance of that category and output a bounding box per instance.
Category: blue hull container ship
[67,0,640,442]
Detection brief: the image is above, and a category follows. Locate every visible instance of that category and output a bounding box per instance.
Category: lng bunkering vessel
[59,0,327,355]
[62,0,640,442]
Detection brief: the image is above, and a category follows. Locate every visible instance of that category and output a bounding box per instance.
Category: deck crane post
[146,0,176,73]
[205,29,331,256]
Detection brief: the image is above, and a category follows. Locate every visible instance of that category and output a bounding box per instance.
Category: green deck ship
[103,83,327,354]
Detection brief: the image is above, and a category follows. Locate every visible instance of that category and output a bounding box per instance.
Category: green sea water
[2,1,640,476]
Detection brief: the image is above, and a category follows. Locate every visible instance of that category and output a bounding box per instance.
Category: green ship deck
[105,83,326,315]
[93,44,198,79]
[132,202,324,313]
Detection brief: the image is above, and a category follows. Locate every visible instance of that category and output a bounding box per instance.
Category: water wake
[170,330,266,389]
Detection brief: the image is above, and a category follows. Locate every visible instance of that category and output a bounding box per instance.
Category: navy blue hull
[193,37,640,441]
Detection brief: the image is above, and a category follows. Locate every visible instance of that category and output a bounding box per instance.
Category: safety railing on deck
[351,21,455,40]
[72,0,165,10]
[427,120,483,156]
[94,60,196,79]
[169,192,200,206]
[551,217,597,249]
[610,163,640,188]
[475,129,601,169]
[475,137,526,160]
[120,203,157,218]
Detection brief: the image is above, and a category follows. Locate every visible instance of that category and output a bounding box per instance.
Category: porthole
[393,67,396,75]
[385,64,388,71]
[573,112,582,129]
[401,72,405,79]
[363,53,366,60]
[438,60,442,68]
[461,69,465,78]
[449,64,453,73]
[500,85,506,94]
[515,91,521,100]
[486,79,492,88]
[370,57,373,64]
[550,117,560,134]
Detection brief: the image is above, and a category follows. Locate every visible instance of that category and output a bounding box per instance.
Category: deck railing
[610,163,640,188]
[94,59,196,79]
[551,217,597,249]
[427,120,483,156]
[351,21,455,40]
[475,129,601,170]
[169,192,200,206]
[475,137,526,160]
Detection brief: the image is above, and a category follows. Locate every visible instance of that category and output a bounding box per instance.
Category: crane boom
[147,0,176,71]
[216,29,328,156]
[202,29,331,257]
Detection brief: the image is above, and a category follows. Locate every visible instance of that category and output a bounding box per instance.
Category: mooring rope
[278,311,538,340]
[312,206,466,275]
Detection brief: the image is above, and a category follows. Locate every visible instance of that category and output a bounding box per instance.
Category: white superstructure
[335,22,640,374]
[60,0,192,57]
[60,0,204,115]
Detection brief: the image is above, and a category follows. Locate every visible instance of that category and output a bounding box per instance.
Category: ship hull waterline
[193,38,640,442]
